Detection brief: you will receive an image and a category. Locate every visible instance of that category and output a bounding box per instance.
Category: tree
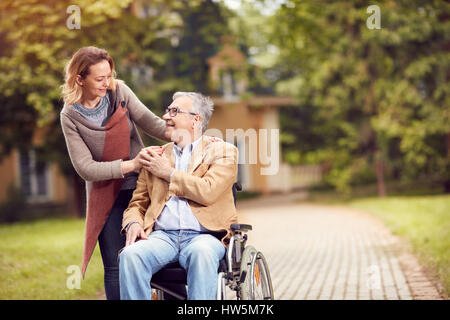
[0,0,191,216]
[0,0,234,216]
[269,0,450,194]
[129,0,234,146]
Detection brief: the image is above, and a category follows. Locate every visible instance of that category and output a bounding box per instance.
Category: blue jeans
[119,230,225,300]
[98,189,132,300]
[98,190,185,300]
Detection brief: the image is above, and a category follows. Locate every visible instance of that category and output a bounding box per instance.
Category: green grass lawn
[308,188,450,297]
[2,192,448,299]
[0,218,104,299]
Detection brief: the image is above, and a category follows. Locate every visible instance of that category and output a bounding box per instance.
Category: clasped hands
[126,146,173,246]
[134,146,174,182]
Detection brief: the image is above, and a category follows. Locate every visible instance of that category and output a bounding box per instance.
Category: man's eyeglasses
[165,107,198,117]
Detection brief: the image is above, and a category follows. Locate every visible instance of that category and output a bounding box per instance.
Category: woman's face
[77,59,112,100]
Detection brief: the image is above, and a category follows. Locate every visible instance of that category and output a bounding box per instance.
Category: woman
[60,46,172,299]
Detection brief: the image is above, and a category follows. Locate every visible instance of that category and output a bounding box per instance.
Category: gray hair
[172,91,214,134]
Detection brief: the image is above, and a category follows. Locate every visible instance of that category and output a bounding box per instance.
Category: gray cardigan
[60,81,167,192]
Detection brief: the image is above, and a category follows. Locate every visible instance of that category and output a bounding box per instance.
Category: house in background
[0,126,72,217]
[0,35,322,216]
[207,37,322,194]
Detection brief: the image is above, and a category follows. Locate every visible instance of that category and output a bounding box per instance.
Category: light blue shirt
[154,137,209,232]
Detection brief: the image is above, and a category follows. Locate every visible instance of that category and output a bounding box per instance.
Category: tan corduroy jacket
[122,135,239,246]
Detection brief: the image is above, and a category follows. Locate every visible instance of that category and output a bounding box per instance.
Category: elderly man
[119,92,238,300]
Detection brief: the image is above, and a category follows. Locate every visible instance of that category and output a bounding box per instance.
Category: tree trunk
[444,180,450,193]
[374,158,387,197]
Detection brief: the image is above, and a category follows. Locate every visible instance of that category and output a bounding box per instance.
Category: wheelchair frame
[150,183,274,300]
[216,224,274,300]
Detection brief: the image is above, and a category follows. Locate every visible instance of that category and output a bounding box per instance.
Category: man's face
[163,96,196,145]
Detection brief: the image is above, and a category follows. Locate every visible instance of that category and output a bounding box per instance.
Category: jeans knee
[118,245,140,267]
[188,242,223,268]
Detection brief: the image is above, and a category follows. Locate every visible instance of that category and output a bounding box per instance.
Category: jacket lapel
[188,136,209,173]
[164,143,176,168]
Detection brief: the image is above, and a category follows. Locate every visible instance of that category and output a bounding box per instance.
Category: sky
[216,0,289,15]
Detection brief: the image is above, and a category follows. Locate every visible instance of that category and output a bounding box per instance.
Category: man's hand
[125,223,148,247]
[141,148,174,182]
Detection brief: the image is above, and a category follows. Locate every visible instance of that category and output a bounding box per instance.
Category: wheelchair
[150,183,274,300]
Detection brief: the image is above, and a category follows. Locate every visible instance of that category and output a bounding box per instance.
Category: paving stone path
[237,193,445,300]
[97,192,445,300]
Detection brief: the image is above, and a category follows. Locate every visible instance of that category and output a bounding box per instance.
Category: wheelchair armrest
[230,223,252,233]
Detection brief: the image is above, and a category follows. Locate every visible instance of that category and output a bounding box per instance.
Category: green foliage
[0,0,230,174]
[227,2,281,94]
[0,0,133,125]
[269,0,450,192]
[1,0,448,196]
[134,0,233,116]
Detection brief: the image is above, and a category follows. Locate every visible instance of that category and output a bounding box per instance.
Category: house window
[220,70,237,100]
[19,149,51,202]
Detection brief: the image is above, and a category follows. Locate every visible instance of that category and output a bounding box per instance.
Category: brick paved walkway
[237,195,444,300]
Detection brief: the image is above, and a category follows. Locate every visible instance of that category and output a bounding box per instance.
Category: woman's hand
[121,146,165,175]
[206,135,222,143]
[136,146,165,170]
[143,146,165,156]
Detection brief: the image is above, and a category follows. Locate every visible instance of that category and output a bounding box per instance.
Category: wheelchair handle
[230,223,252,233]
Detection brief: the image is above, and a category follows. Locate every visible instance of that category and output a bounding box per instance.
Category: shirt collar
[173,136,202,156]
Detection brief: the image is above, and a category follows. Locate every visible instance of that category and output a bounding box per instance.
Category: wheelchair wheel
[239,245,274,300]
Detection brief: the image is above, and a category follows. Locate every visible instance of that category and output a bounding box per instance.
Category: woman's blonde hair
[61,46,119,106]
